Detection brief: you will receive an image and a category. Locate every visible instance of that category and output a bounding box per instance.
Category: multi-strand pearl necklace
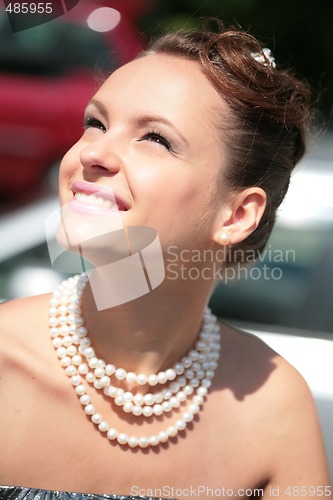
[49,274,221,449]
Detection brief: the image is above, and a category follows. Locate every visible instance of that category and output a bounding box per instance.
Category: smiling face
[58,53,231,261]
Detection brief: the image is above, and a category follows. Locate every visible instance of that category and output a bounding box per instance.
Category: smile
[74,191,114,210]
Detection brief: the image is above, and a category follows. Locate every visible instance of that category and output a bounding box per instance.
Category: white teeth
[74,191,115,209]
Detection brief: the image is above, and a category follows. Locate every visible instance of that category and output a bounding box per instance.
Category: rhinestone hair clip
[251,47,276,68]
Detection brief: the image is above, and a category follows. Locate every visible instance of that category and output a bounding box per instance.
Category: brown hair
[145,26,311,264]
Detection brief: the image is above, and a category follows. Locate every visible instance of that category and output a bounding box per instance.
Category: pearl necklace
[49,274,221,448]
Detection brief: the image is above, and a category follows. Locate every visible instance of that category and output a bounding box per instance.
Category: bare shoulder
[215,321,331,487]
[0,294,52,370]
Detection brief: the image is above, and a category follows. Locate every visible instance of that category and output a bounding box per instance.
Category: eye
[140,131,172,151]
[83,116,106,132]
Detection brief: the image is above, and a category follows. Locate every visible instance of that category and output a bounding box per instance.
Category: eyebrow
[86,99,189,147]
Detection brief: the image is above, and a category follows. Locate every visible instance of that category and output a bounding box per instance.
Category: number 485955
[5,3,53,14]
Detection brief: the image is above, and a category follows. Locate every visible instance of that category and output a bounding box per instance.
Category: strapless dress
[0,486,174,500]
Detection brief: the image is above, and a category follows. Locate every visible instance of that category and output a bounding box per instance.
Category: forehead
[94,53,227,126]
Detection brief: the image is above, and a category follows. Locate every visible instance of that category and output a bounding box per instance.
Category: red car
[0,0,150,205]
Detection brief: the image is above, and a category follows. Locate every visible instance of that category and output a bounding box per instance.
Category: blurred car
[0,0,150,205]
[0,149,332,477]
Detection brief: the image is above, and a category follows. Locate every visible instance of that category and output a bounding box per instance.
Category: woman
[0,25,331,499]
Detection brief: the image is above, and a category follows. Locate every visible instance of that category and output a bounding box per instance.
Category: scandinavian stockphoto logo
[45,189,165,311]
[4,0,79,32]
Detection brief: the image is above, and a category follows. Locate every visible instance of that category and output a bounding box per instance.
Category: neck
[81,274,215,377]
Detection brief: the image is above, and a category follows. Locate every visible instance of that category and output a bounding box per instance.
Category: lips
[71,181,129,211]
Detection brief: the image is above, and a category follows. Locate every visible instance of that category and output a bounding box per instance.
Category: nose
[79,132,124,176]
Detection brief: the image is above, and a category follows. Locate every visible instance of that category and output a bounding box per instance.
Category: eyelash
[83,116,105,132]
[83,117,173,152]
[139,130,172,152]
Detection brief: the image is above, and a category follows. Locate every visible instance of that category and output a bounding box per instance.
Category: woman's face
[58,53,230,256]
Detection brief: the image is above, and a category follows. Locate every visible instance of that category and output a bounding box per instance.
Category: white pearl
[185,369,194,380]
[72,355,83,366]
[153,404,163,416]
[85,372,95,383]
[75,384,86,396]
[189,403,200,415]
[138,436,149,448]
[142,406,153,417]
[80,394,90,405]
[61,357,72,368]
[162,401,172,412]
[62,336,72,347]
[48,317,58,327]
[128,436,138,448]
[132,405,143,416]
[104,386,117,398]
[170,382,180,393]
[53,338,62,348]
[107,428,118,440]
[197,386,208,397]
[91,413,102,424]
[115,368,126,380]
[143,393,154,406]
[193,395,204,406]
[117,433,128,445]
[183,411,194,423]
[98,421,109,432]
[170,397,180,408]
[177,391,186,402]
[50,275,222,450]
[158,431,168,443]
[147,374,158,386]
[105,364,115,376]
[88,357,99,369]
[202,379,212,389]
[93,379,102,390]
[133,394,144,406]
[174,363,184,375]
[56,347,67,359]
[184,385,194,396]
[65,365,76,376]
[78,326,87,337]
[167,425,178,438]
[94,367,105,379]
[176,419,186,431]
[136,373,148,385]
[154,392,163,404]
[123,402,134,413]
[66,346,77,357]
[115,395,124,406]
[149,435,159,446]
[83,347,94,358]
[191,378,200,388]
[125,372,136,384]
[99,376,110,387]
[157,371,167,384]
[84,404,95,415]
[165,368,176,381]
[71,375,82,386]
[189,350,199,361]
[182,357,192,368]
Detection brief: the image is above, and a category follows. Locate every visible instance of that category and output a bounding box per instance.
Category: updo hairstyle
[146,25,311,265]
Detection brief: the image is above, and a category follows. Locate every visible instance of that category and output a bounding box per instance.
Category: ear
[213,187,266,245]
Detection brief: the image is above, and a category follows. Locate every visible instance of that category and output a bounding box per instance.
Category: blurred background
[0,0,332,337]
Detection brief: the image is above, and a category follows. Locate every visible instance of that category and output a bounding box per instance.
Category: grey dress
[0,486,174,500]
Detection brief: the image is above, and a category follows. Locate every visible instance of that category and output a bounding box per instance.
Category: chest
[0,374,269,499]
